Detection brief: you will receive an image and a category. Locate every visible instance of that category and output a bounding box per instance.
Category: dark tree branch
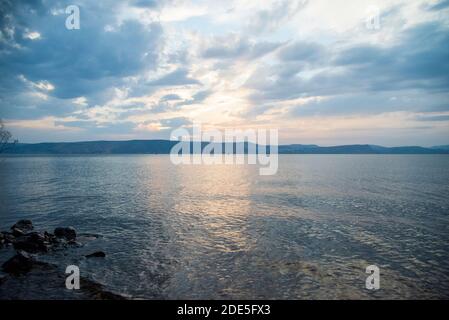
[0,119,16,153]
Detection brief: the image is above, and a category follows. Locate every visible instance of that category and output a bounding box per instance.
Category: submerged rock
[2,251,35,275]
[11,220,34,233]
[85,251,106,258]
[80,277,125,300]
[13,232,50,253]
[54,227,77,241]
[77,233,101,241]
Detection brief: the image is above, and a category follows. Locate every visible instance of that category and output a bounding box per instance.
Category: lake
[0,155,448,299]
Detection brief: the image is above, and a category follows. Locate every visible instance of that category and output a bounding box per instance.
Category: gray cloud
[0,0,162,119]
[425,0,449,11]
[160,94,182,101]
[138,116,192,133]
[246,21,449,112]
[289,91,449,118]
[131,0,159,8]
[415,114,449,122]
[127,68,201,99]
[175,89,211,107]
[278,41,326,63]
[147,68,200,86]
[0,90,80,120]
[247,0,307,34]
[55,120,138,136]
[202,34,282,60]
[159,117,191,128]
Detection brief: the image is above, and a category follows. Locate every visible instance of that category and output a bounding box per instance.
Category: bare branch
[0,119,16,153]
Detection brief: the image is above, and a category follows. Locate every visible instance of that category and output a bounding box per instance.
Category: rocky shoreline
[0,220,125,300]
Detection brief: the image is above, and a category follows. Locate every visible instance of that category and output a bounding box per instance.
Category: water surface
[0,155,448,299]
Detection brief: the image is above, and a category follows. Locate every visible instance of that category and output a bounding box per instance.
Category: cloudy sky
[0,0,448,146]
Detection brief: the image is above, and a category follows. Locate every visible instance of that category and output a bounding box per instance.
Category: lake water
[0,155,448,299]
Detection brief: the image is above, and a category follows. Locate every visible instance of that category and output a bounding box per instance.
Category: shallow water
[0,155,448,299]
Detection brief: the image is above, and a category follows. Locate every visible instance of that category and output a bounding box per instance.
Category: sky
[0,0,448,146]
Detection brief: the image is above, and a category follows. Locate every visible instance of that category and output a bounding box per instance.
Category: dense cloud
[247,21,449,108]
[0,1,162,100]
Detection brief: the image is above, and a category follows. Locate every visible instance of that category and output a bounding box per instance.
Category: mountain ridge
[2,140,449,154]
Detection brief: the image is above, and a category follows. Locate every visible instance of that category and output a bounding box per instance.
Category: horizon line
[8,139,449,149]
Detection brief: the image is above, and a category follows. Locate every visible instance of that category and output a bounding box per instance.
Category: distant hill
[6,140,178,154]
[279,144,449,154]
[431,145,449,151]
[2,140,449,154]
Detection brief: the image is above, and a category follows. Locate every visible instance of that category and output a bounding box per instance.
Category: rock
[13,232,49,253]
[44,231,57,243]
[11,227,25,237]
[11,219,33,233]
[2,251,35,275]
[80,277,125,300]
[85,251,106,258]
[1,231,15,244]
[54,227,76,241]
